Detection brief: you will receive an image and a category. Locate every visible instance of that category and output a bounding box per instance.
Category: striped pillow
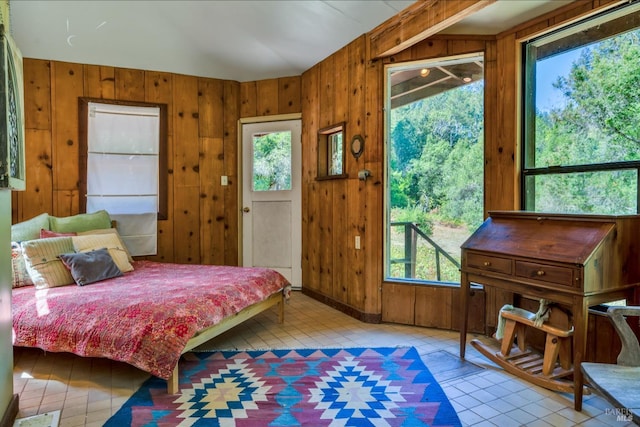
[11,242,34,288]
[21,237,75,289]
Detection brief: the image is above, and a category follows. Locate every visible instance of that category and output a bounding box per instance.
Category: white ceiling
[9,0,572,82]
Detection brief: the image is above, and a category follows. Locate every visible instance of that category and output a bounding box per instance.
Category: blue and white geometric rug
[105,347,462,426]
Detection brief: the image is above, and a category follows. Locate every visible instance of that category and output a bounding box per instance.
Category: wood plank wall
[300,0,625,324]
[11,0,625,331]
[301,34,496,320]
[11,60,301,266]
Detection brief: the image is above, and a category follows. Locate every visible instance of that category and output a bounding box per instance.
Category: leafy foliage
[532,28,640,214]
[390,82,485,230]
[253,131,292,191]
[387,27,640,281]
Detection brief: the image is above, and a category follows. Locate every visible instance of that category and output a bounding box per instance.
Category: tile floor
[12,291,635,426]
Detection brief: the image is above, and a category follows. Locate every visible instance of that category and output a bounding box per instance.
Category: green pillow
[11,213,50,242]
[49,210,112,233]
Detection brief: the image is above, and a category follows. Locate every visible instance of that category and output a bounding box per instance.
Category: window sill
[315,174,349,181]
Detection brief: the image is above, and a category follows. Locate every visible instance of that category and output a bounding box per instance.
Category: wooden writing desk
[459,211,640,411]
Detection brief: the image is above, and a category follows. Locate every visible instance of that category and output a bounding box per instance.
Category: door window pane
[252,130,292,191]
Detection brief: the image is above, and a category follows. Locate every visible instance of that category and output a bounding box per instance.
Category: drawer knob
[483,261,491,267]
[537,270,545,276]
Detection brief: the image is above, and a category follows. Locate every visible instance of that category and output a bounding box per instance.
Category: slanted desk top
[459,211,640,411]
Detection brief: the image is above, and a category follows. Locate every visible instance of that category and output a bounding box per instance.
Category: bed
[12,259,291,394]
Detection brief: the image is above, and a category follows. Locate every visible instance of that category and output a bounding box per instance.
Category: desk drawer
[515,261,574,286]
[466,253,512,274]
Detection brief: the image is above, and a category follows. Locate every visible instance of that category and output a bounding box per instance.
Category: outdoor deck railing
[390,221,461,281]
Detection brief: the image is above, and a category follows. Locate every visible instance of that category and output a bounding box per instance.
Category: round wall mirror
[351,134,364,159]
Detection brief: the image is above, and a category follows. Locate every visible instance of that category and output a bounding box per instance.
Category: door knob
[243,207,250,213]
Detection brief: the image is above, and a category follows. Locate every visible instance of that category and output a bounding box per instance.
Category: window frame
[520,3,640,213]
[316,122,347,180]
[383,53,485,285]
[78,98,168,220]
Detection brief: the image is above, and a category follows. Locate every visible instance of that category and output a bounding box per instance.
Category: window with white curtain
[79,100,167,256]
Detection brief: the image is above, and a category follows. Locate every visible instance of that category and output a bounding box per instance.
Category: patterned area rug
[106,347,461,426]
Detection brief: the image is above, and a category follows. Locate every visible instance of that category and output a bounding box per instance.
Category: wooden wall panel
[172,75,201,263]
[173,75,200,188]
[198,79,224,139]
[363,43,384,316]
[173,185,200,264]
[84,65,115,99]
[345,39,367,310]
[490,33,519,211]
[346,180,365,308]
[19,130,52,221]
[239,81,257,118]
[381,283,415,325]
[50,61,83,217]
[154,134,175,263]
[333,48,349,124]
[332,179,349,302]
[318,184,333,297]
[199,137,225,265]
[278,77,301,114]
[146,71,174,135]
[415,286,452,329]
[18,59,52,222]
[222,81,240,265]
[411,38,448,59]
[198,78,226,265]
[145,71,174,262]
[23,59,51,131]
[115,68,145,101]
[304,181,320,291]
[256,79,279,117]
[301,67,319,292]
[318,56,335,128]
[17,60,258,266]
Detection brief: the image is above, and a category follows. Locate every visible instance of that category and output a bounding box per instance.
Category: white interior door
[242,119,301,288]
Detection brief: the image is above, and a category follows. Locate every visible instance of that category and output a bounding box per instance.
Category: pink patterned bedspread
[12,260,290,379]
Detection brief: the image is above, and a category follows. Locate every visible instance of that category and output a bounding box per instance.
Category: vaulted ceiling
[9,1,572,82]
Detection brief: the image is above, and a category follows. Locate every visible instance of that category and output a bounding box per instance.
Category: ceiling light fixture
[420,68,430,78]
[462,76,472,83]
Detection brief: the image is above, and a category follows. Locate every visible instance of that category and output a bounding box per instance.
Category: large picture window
[522,3,640,214]
[384,54,484,284]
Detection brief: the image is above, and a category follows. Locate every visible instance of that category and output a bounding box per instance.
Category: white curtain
[87,102,160,256]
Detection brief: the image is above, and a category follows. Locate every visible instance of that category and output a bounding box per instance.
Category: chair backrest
[608,306,640,366]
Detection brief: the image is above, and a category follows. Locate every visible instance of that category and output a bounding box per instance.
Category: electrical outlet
[355,235,361,249]
[221,176,228,186]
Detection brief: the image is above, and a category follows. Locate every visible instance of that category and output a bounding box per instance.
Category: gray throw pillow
[58,248,123,286]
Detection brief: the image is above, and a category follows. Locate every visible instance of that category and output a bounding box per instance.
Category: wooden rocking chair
[581,306,640,425]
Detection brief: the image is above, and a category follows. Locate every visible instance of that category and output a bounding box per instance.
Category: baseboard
[0,394,19,427]
[301,288,381,324]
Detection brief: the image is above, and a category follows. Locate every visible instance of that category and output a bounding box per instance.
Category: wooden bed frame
[167,290,286,394]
